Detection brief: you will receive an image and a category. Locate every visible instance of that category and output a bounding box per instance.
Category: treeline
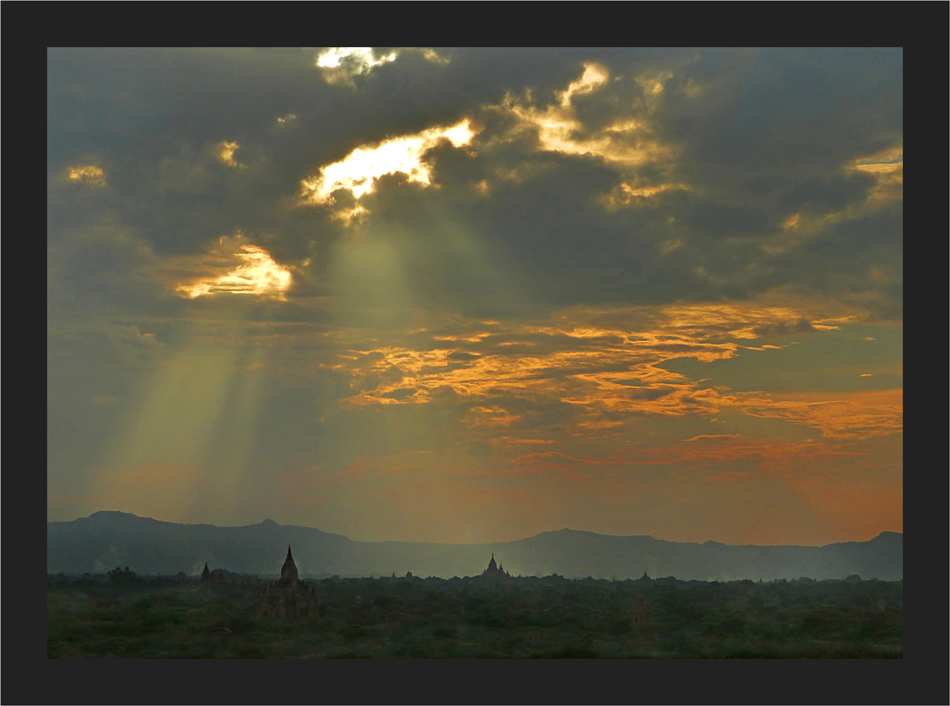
[47,572,901,658]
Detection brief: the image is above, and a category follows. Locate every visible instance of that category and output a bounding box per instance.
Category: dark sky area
[47,48,902,545]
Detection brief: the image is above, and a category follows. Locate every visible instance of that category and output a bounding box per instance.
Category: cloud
[299,118,478,222]
[316,47,398,84]
[47,48,903,317]
[47,48,902,543]
[67,165,107,187]
[47,221,165,319]
[493,62,675,171]
[167,234,293,300]
[848,145,903,208]
[463,406,521,428]
[490,437,555,446]
[600,180,689,210]
[738,389,902,440]
[216,141,246,168]
[300,295,897,448]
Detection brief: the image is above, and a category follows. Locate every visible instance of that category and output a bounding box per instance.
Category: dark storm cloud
[48,48,902,322]
[777,174,877,215]
[683,201,774,239]
[450,49,898,313]
[659,48,902,174]
[752,318,817,337]
[46,218,173,321]
[46,48,601,246]
[50,48,350,266]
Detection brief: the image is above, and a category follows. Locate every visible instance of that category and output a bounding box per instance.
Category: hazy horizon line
[48,509,901,548]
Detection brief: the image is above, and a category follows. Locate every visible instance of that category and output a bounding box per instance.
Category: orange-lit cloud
[420,48,450,65]
[489,437,555,446]
[498,63,674,170]
[738,389,903,440]
[464,406,521,428]
[169,235,293,300]
[319,294,899,440]
[849,145,903,207]
[217,141,244,168]
[849,144,902,176]
[559,62,610,106]
[600,180,690,210]
[67,165,106,187]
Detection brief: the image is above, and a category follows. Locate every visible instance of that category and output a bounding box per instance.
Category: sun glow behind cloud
[315,47,400,86]
[316,47,398,73]
[173,237,292,299]
[299,118,478,220]
[315,47,448,82]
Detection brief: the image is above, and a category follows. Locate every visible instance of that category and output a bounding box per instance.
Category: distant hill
[47,511,902,581]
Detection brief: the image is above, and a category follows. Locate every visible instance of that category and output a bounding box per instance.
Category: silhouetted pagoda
[480,553,512,582]
[631,595,653,625]
[200,562,226,584]
[254,546,319,619]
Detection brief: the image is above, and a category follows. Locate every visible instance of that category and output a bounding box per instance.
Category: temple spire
[280,545,299,582]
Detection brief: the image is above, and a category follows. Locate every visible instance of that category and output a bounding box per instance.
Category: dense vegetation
[47,572,902,658]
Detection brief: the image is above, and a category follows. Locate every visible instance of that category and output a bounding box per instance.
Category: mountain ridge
[63,511,899,547]
[47,512,902,581]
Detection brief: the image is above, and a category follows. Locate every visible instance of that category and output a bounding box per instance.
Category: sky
[47,48,902,546]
